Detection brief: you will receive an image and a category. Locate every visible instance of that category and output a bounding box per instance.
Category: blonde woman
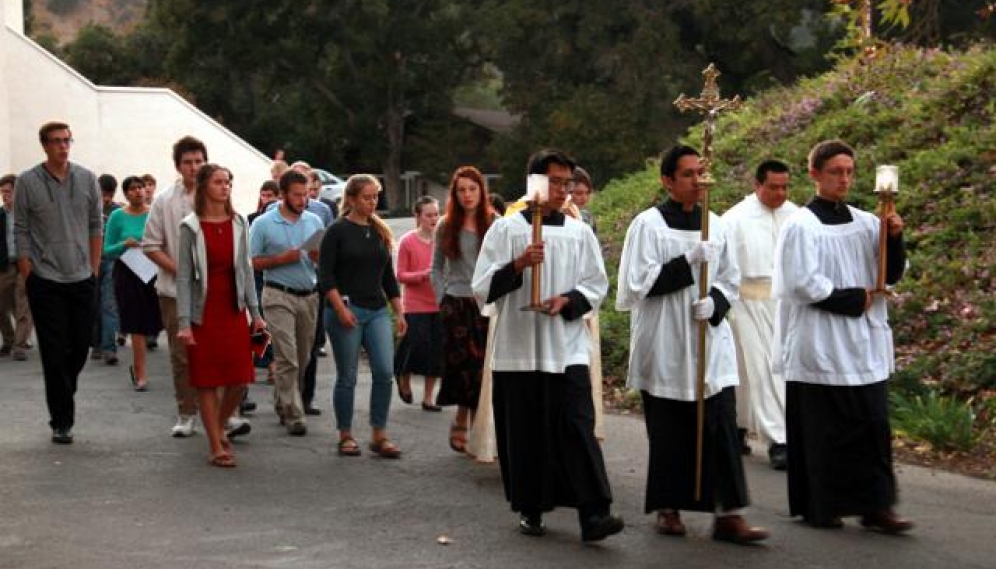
[318,175,406,458]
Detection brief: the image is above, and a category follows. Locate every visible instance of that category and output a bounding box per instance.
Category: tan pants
[159,295,198,416]
[262,287,317,425]
[0,267,32,348]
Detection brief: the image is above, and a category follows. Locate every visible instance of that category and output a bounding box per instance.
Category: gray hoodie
[13,163,102,282]
[175,212,260,329]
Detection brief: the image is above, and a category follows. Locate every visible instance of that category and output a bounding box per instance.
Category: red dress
[187,219,254,388]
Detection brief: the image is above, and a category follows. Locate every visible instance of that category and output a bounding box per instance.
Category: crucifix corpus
[674,63,742,501]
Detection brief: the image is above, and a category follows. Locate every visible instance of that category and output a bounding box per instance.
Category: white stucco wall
[2,1,270,214]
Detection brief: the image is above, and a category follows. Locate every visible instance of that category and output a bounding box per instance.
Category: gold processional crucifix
[674,63,742,502]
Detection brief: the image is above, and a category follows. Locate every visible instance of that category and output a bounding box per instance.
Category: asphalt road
[2,333,995,569]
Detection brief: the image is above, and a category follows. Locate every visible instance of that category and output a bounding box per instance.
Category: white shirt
[722,193,798,280]
[772,206,894,386]
[616,207,740,401]
[142,180,194,297]
[472,213,607,374]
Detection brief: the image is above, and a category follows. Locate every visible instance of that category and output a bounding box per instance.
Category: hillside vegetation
[592,45,996,462]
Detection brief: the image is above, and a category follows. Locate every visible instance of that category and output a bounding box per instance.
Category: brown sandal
[337,437,361,456]
[209,452,237,468]
[449,424,467,453]
[369,438,402,459]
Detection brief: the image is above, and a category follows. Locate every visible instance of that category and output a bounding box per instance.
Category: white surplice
[772,206,894,386]
[472,213,607,373]
[616,207,740,402]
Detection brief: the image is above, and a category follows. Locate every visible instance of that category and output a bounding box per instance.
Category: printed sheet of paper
[120,247,159,284]
[301,228,326,253]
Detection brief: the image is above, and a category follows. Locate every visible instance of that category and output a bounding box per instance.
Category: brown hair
[39,121,70,143]
[0,174,16,187]
[194,164,234,217]
[172,136,208,168]
[141,173,157,185]
[808,139,855,171]
[442,166,494,259]
[412,195,439,217]
[341,174,393,250]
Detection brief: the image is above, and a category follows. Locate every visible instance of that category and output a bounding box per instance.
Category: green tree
[146,0,476,208]
[474,0,839,195]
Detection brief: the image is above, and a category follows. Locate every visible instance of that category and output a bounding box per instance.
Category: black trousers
[493,366,613,519]
[640,387,750,513]
[787,381,897,523]
[26,273,96,430]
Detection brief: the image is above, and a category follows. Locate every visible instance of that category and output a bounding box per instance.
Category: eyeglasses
[46,137,74,146]
[548,177,575,191]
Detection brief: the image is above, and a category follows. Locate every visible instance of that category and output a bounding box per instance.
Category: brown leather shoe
[656,510,686,537]
[861,510,914,534]
[713,515,769,545]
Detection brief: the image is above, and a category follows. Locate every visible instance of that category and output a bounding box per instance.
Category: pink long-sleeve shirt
[396,230,438,314]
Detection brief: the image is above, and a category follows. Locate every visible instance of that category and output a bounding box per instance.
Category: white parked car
[315,168,346,203]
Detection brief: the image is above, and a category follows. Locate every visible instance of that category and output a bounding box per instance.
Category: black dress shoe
[581,514,624,542]
[304,405,322,416]
[738,428,752,455]
[768,443,788,471]
[240,399,257,414]
[51,428,73,444]
[519,513,545,536]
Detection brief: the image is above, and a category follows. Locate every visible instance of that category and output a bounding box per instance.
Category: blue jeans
[92,257,118,353]
[324,304,394,430]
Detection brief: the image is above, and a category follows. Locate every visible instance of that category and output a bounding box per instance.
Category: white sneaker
[171,414,196,438]
[225,417,252,439]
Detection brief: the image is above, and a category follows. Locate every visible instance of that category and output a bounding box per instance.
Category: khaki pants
[262,287,317,425]
[0,267,31,348]
[159,295,198,416]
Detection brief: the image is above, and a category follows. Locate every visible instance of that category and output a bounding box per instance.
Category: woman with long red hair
[430,166,495,453]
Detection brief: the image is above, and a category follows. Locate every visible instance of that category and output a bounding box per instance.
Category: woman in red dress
[176,164,265,467]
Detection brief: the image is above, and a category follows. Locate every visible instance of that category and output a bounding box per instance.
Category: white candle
[526,174,549,203]
[875,165,899,194]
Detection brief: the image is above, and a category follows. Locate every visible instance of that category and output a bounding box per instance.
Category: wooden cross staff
[674,63,742,502]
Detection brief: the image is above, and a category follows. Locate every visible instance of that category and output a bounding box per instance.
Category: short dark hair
[755,160,790,184]
[39,121,70,143]
[660,145,700,179]
[279,169,309,194]
[172,136,208,168]
[260,180,279,194]
[98,174,118,194]
[412,195,438,216]
[526,148,575,176]
[490,193,507,216]
[808,139,855,172]
[121,176,145,194]
[0,174,16,187]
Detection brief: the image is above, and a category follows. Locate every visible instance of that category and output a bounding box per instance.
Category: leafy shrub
[593,46,996,425]
[891,390,977,452]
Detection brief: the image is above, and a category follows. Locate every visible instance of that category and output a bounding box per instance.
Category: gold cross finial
[674,63,742,116]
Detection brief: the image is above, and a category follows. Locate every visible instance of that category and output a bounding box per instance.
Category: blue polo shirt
[248,206,324,291]
[265,198,333,227]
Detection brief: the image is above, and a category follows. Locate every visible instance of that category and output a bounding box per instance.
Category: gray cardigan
[175,212,260,329]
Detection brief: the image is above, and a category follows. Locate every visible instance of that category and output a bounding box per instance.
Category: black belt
[265,281,317,297]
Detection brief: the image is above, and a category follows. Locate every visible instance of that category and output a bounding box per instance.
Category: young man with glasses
[14,121,102,444]
[472,148,623,543]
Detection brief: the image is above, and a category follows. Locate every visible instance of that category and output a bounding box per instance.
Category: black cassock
[486,211,613,520]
